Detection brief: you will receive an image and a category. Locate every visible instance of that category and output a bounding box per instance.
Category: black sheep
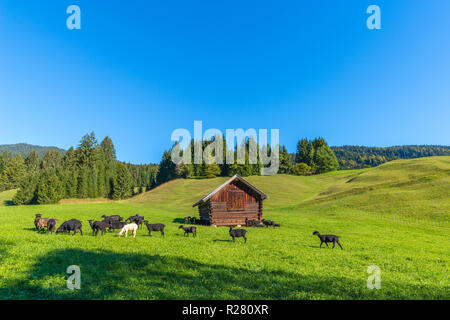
[313,231,343,250]
[144,221,165,236]
[229,227,247,243]
[126,215,145,228]
[88,219,108,236]
[262,219,279,228]
[101,214,123,221]
[109,221,127,231]
[179,225,196,237]
[47,219,57,234]
[245,218,260,227]
[56,219,83,236]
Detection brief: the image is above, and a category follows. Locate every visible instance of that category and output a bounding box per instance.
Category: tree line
[154,136,339,184]
[330,145,450,169]
[5,132,444,205]
[0,133,158,204]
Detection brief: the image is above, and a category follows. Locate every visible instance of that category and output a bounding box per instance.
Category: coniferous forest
[0,132,448,205]
[0,133,158,205]
[331,145,450,169]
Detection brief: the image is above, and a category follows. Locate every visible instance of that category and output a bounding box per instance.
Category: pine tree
[156,149,177,185]
[0,154,27,190]
[41,150,62,171]
[112,163,133,199]
[295,138,309,164]
[36,171,63,204]
[310,138,339,173]
[65,169,78,198]
[25,150,41,173]
[279,145,293,174]
[77,167,89,198]
[13,173,38,205]
[100,136,117,163]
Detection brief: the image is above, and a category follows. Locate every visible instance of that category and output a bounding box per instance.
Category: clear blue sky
[1,1,449,163]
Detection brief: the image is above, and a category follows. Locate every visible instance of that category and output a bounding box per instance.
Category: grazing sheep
[126,215,145,228]
[36,218,50,231]
[262,219,279,228]
[46,219,57,234]
[56,219,83,236]
[88,219,108,236]
[229,227,247,243]
[101,214,123,221]
[108,220,127,231]
[143,221,165,237]
[184,216,190,224]
[118,223,138,238]
[313,231,343,250]
[245,218,261,227]
[179,225,196,237]
[34,214,42,230]
[36,217,59,232]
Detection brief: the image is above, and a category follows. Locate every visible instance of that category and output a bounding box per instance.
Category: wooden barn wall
[208,180,263,226]
[198,202,211,220]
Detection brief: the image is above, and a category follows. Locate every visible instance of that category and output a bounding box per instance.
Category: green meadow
[0,157,449,299]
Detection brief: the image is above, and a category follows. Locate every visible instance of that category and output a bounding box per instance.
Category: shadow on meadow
[1,248,446,300]
[0,248,372,300]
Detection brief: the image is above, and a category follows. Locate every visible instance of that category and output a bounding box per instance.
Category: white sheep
[118,223,138,238]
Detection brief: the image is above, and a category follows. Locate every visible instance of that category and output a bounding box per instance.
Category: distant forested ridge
[0,143,65,158]
[330,145,450,169]
[0,134,158,204]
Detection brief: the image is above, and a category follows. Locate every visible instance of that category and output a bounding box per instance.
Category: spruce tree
[112,163,133,199]
[13,173,38,205]
[25,150,41,173]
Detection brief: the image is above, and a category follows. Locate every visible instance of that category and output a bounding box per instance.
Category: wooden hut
[192,174,269,226]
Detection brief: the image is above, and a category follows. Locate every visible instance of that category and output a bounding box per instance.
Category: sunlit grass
[0,157,448,299]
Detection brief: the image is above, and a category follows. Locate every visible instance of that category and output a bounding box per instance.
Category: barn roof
[192,174,269,207]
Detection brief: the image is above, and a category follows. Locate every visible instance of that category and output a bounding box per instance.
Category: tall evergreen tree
[36,171,64,204]
[13,173,38,205]
[279,145,293,174]
[112,163,133,199]
[0,154,27,190]
[25,150,41,173]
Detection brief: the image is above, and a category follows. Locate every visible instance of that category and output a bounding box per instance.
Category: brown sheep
[36,217,58,232]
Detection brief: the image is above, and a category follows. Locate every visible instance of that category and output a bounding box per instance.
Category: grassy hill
[308,156,450,221]
[131,156,449,222]
[0,189,17,206]
[0,157,448,299]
